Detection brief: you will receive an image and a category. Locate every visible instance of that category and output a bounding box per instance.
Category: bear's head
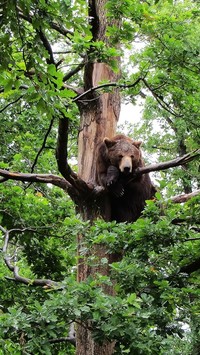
[104,137,143,175]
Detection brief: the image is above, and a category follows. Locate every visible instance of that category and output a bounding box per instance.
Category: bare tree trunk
[76,1,121,353]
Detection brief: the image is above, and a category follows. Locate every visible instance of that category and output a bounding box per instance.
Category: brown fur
[96,134,156,222]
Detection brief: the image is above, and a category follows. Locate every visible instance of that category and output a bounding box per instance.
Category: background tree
[0,0,200,354]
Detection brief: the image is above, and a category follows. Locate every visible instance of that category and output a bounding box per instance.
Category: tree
[0,0,200,354]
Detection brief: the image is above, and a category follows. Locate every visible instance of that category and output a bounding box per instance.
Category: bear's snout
[119,156,132,174]
[123,166,131,174]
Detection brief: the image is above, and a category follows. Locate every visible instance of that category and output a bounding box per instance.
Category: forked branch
[0,226,57,287]
[0,169,70,190]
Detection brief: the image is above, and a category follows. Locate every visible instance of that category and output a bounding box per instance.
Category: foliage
[1,196,200,353]
[0,0,200,354]
[121,1,200,194]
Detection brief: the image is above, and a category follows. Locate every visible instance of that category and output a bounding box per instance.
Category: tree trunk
[76,1,121,353]
[76,61,120,355]
[78,62,120,184]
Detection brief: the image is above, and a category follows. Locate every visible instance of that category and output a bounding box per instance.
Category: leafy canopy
[0,0,200,354]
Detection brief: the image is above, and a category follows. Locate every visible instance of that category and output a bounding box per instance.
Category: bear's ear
[104,138,117,148]
[132,140,142,148]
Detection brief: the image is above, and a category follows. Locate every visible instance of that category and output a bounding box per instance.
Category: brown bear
[96,134,156,223]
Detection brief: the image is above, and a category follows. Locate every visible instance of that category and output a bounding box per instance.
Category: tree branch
[180,258,200,274]
[49,336,76,346]
[1,149,199,199]
[17,8,73,39]
[56,115,77,183]
[0,168,93,208]
[73,78,142,103]
[0,225,57,287]
[55,115,92,196]
[0,177,8,182]
[0,169,71,190]
[72,76,183,117]
[63,62,85,82]
[36,28,55,65]
[0,85,29,94]
[0,95,23,113]
[31,117,55,173]
[71,75,181,116]
[171,190,200,203]
[49,323,76,346]
[133,149,200,176]
[49,21,73,38]
[142,78,181,117]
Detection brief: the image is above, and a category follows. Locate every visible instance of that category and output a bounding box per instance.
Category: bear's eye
[131,155,134,158]
[118,154,123,158]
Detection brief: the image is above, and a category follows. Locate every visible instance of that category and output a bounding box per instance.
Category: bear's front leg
[106,166,124,197]
[106,165,119,186]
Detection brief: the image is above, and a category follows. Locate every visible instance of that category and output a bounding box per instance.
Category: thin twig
[142,78,181,117]
[0,96,23,113]
[17,8,73,39]
[31,117,54,173]
[73,77,142,102]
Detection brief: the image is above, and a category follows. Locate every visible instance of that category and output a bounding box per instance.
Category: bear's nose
[123,166,131,174]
